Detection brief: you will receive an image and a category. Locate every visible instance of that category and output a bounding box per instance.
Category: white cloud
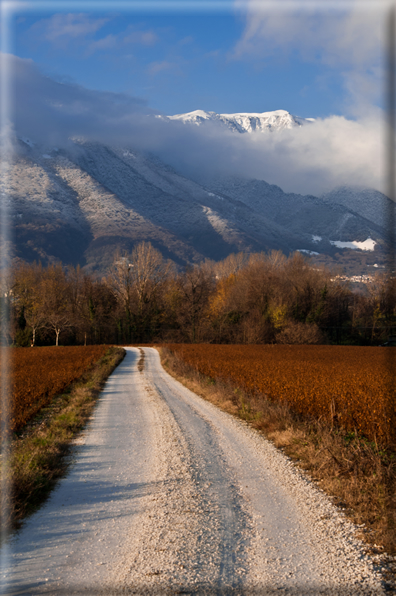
[28,17,160,56]
[147,60,177,76]
[232,0,386,117]
[242,113,385,195]
[2,53,387,197]
[3,54,151,147]
[32,13,109,44]
[123,29,158,46]
[178,36,194,46]
[86,28,158,56]
[233,0,384,66]
[155,113,385,196]
[86,34,118,55]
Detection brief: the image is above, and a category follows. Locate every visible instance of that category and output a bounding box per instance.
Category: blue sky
[0,2,387,195]
[9,2,382,119]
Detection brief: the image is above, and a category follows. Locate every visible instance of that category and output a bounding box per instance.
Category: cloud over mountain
[2,52,386,196]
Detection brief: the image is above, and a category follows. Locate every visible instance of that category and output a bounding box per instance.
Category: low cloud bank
[155,113,384,197]
[3,53,386,197]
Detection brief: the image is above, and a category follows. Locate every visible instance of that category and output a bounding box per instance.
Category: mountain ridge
[1,133,390,274]
[162,108,315,134]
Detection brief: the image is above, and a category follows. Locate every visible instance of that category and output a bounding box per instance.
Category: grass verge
[160,346,396,587]
[1,346,125,533]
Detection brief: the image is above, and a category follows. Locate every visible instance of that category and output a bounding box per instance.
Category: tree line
[1,242,395,347]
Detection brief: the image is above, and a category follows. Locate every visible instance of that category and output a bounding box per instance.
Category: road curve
[0,347,385,595]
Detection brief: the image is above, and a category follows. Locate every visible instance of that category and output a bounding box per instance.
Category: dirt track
[0,347,386,594]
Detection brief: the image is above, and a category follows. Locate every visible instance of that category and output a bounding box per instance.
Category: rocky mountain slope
[1,109,391,273]
[321,186,393,232]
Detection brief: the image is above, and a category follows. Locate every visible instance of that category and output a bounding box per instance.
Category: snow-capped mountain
[1,134,389,273]
[165,109,314,133]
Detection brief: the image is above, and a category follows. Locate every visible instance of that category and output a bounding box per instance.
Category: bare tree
[108,252,134,310]
[12,262,46,346]
[108,242,172,342]
[212,252,249,280]
[130,242,171,313]
[276,321,324,344]
[175,266,214,343]
[40,265,73,346]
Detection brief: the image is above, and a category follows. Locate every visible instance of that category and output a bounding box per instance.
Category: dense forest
[1,242,395,347]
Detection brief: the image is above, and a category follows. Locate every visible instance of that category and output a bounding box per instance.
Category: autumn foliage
[3,346,108,433]
[166,344,396,446]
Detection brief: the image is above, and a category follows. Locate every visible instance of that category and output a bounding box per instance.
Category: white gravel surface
[0,347,389,595]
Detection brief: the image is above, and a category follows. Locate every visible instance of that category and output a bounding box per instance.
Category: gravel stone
[0,347,390,595]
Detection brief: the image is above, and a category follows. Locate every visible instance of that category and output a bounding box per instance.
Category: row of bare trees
[1,242,396,346]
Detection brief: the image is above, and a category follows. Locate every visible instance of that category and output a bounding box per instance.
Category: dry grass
[137,348,145,372]
[0,347,125,533]
[5,346,109,433]
[164,344,396,447]
[160,346,396,569]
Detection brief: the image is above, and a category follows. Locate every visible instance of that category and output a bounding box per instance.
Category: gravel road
[0,347,388,595]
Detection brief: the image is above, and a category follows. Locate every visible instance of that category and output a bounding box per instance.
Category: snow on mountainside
[4,137,310,270]
[165,109,314,133]
[321,186,393,231]
[1,134,390,273]
[203,175,387,251]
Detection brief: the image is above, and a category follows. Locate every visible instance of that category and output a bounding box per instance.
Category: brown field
[165,344,396,446]
[2,346,108,433]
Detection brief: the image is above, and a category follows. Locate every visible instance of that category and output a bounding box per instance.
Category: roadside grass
[159,346,396,567]
[1,347,125,533]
